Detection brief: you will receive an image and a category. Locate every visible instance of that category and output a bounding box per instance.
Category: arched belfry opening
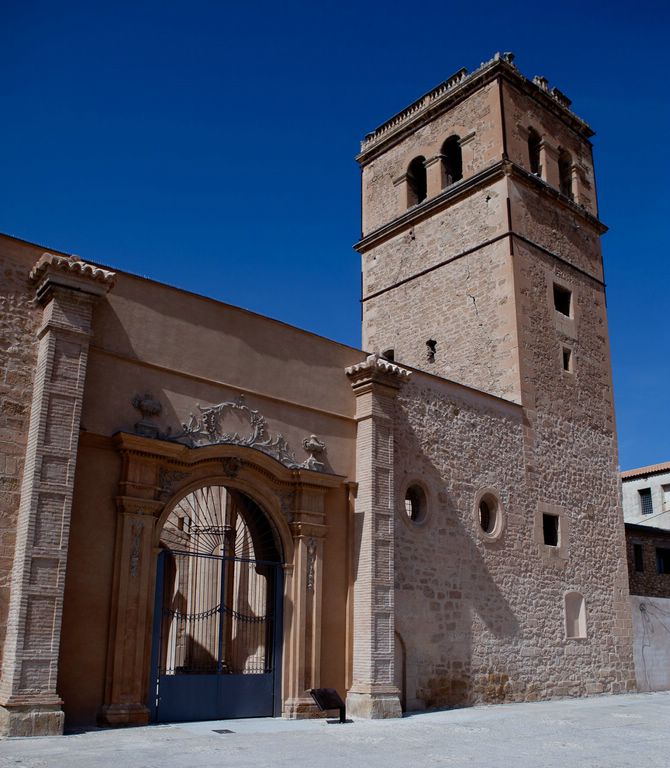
[151,484,284,722]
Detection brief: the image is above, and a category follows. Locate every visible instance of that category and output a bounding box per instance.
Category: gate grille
[159,551,276,677]
[151,483,283,721]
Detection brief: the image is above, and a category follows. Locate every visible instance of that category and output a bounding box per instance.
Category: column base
[97,703,150,727]
[0,703,64,737]
[282,697,323,719]
[346,690,402,719]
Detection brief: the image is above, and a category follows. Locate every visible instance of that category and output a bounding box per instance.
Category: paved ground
[0,692,668,768]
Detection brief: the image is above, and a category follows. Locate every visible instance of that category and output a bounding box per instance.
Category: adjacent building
[622,463,670,692]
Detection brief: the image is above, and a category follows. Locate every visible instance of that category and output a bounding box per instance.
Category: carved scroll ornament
[167,395,328,472]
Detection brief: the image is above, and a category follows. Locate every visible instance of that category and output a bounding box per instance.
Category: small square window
[562,347,573,372]
[656,547,670,574]
[639,488,653,515]
[553,284,572,317]
[633,543,644,572]
[542,513,559,546]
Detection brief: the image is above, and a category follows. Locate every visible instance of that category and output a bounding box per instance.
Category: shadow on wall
[392,397,522,711]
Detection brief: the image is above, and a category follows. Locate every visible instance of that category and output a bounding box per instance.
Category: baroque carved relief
[158,468,190,501]
[168,396,329,473]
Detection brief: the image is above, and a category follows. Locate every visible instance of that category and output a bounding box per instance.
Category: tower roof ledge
[358,52,594,163]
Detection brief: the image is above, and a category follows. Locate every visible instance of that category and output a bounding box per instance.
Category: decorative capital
[345,354,412,391]
[30,253,116,304]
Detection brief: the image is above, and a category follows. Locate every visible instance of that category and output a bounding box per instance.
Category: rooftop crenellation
[359,52,590,157]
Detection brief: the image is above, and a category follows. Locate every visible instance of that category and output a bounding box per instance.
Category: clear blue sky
[2,1,668,471]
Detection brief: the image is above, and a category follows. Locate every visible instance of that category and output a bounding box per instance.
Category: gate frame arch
[99,432,342,726]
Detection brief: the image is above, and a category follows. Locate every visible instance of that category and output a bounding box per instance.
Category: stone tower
[353,53,634,710]
[357,52,600,405]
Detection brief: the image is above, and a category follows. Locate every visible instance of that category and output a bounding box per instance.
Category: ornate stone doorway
[99,432,339,726]
[150,485,283,721]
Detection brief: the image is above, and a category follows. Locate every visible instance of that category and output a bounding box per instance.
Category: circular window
[403,484,427,525]
[474,490,504,541]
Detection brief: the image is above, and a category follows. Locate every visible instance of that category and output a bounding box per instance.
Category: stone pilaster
[344,354,410,718]
[424,155,443,198]
[99,497,162,727]
[0,254,114,736]
[283,484,327,718]
[539,139,559,187]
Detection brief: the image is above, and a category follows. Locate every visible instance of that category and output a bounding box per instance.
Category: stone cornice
[30,252,116,304]
[356,161,506,253]
[112,432,345,489]
[356,159,606,256]
[508,162,607,234]
[345,354,412,391]
[357,53,593,165]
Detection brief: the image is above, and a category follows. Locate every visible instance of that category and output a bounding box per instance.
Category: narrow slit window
[639,488,653,515]
[562,347,573,372]
[558,149,573,199]
[542,513,559,546]
[426,339,437,363]
[565,592,587,639]
[633,543,644,572]
[528,128,541,175]
[553,284,572,317]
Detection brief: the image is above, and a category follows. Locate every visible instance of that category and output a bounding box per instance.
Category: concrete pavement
[0,691,668,767]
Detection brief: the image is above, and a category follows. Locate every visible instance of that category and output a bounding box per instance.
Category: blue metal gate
[149,485,283,723]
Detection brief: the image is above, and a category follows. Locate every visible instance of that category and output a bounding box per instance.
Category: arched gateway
[151,485,283,721]
[98,433,340,727]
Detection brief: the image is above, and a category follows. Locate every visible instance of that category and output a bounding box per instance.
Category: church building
[0,53,635,736]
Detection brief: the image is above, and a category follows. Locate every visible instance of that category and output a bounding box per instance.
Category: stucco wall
[622,471,670,528]
[631,596,670,692]
[57,268,365,726]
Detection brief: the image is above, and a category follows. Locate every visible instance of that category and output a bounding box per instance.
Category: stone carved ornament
[132,393,329,473]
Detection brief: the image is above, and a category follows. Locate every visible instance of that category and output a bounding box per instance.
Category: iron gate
[150,550,283,722]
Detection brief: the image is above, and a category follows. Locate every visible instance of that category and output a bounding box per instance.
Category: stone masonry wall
[511,213,635,697]
[0,238,41,664]
[363,234,520,402]
[394,370,634,709]
[502,81,597,215]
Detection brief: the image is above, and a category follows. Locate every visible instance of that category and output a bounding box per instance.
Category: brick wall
[0,238,41,663]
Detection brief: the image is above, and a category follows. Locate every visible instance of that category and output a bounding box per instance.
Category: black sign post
[309,688,348,724]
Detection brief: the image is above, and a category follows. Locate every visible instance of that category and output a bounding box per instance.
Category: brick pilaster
[0,255,114,736]
[345,354,410,718]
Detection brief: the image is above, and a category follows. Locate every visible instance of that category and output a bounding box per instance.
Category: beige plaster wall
[58,443,120,726]
[83,272,363,478]
[57,269,364,726]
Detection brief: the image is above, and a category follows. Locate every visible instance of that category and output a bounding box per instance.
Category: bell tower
[351,54,633,712]
[356,52,603,408]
